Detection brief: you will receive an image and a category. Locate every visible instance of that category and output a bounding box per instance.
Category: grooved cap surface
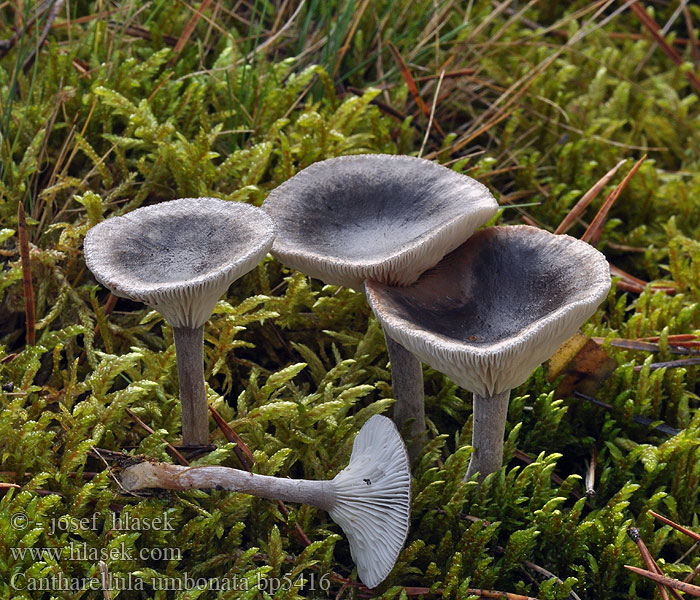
[263,154,498,289]
[366,226,611,397]
[329,415,411,588]
[84,198,276,328]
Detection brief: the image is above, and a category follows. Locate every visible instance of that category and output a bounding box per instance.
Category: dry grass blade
[625,566,700,597]
[206,408,311,546]
[627,527,679,600]
[125,408,190,466]
[609,263,676,294]
[627,1,700,94]
[633,357,700,372]
[170,0,212,63]
[581,155,646,246]
[555,160,626,234]
[649,510,700,543]
[332,0,371,79]
[17,202,35,346]
[388,41,444,136]
[22,0,65,74]
[682,3,700,65]
[208,405,254,470]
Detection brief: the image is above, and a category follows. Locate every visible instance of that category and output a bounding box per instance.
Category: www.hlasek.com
[9,572,332,593]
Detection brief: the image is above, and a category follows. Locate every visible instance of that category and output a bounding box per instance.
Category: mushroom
[365,225,611,481]
[121,414,411,589]
[84,198,276,446]
[262,154,498,445]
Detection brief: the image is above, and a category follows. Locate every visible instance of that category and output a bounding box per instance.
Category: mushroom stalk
[464,390,510,482]
[385,333,426,452]
[172,326,208,446]
[122,463,334,510]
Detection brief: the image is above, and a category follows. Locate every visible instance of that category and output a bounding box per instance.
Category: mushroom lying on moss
[84,197,276,446]
[122,415,411,589]
[366,225,611,481]
[263,154,498,446]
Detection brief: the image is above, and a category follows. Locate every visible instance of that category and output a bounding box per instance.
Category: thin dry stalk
[627,527,678,600]
[207,405,312,546]
[17,202,35,346]
[125,408,190,466]
[555,160,626,234]
[207,405,254,469]
[170,0,212,64]
[332,0,371,79]
[682,4,700,64]
[419,69,445,157]
[581,155,646,246]
[585,446,597,498]
[627,0,700,95]
[388,41,445,136]
[649,510,700,543]
[22,0,65,73]
[625,566,700,597]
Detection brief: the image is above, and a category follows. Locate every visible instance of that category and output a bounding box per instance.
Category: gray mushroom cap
[262,154,498,290]
[84,198,276,329]
[365,225,611,398]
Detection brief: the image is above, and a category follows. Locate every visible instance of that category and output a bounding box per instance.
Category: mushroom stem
[385,333,426,453]
[122,462,334,510]
[172,325,209,446]
[464,390,510,482]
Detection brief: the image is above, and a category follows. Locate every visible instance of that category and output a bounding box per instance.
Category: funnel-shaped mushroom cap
[262,154,498,289]
[328,414,411,588]
[366,226,611,398]
[84,198,276,328]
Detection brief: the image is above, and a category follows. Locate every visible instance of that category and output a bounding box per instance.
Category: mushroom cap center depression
[267,157,492,262]
[101,213,257,287]
[371,227,602,346]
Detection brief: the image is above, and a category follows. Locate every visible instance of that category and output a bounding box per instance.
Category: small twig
[523,560,582,600]
[627,0,700,95]
[22,0,65,74]
[627,527,678,600]
[625,565,700,597]
[649,510,700,543]
[585,446,597,498]
[574,392,680,436]
[170,0,212,64]
[418,69,445,158]
[633,357,700,372]
[17,202,35,346]
[99,561,112,600]
[125,408,190,466]
[208,405,254,470]
[581,155,646,246]
[684,560,700,584]
[682,3,700,65]
[388,42,444,136]
[207,405,312,546]
[592,337,699,355]
[554,160,626,234]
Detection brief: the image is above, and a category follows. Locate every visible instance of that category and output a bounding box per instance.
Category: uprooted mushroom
[122,414,411,589]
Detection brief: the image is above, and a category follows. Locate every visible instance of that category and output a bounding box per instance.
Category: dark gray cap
[84,198,276,328]
[365,226,611,397]
[262,154,498,290]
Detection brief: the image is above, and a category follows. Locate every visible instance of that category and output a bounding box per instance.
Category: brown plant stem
[17,202,35,346]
